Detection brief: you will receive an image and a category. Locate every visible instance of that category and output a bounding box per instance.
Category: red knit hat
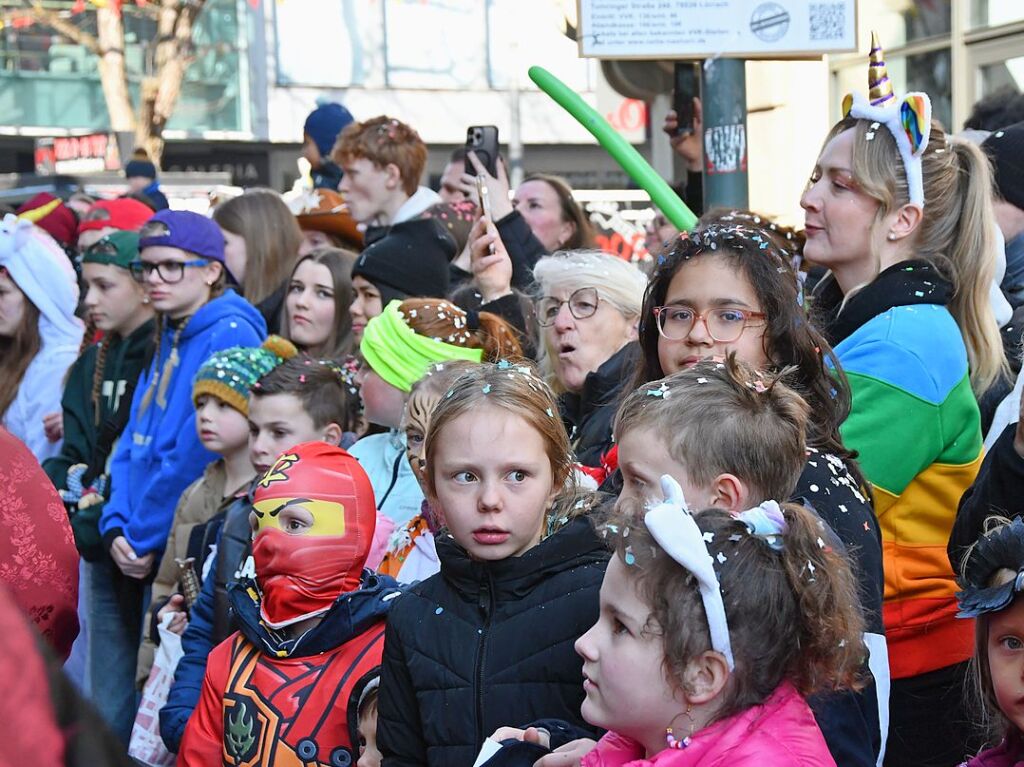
[16,193,77,248]
[78,198,154,236]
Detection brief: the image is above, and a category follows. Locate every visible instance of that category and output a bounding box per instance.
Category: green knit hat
[80,230,140,268]
[193,336,297,415]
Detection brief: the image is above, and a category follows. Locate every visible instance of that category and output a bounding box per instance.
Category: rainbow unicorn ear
[899,94,931,157]
[838,31,933,208]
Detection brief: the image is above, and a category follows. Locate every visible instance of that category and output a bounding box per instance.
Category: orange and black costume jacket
[177,571,401,767]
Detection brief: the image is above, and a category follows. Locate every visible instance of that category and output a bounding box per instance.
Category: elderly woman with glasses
[532,250,647,467]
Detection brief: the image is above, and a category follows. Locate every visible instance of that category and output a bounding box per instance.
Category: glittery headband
[841,31,932,208]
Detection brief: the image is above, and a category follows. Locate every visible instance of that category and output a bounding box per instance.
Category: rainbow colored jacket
[819,262,982,680]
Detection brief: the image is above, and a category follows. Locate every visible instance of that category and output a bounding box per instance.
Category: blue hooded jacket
[99,289,265,557]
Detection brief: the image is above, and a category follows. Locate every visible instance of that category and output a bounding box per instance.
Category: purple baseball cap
[138,209,225,263]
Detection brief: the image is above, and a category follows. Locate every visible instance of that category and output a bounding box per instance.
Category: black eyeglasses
[653,306,766,342]
[129,259,209,284]
[537,287,600,327]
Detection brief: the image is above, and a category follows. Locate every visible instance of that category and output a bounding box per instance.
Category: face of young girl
[350,276,383,342]
[195,394,250,455]
[987,597,1024,734]
[800,128,881,272]
[403,387,441,490]
[657,255,770,375]
[576,554,685,753]
[139,245,220,320]
[355,365,407,429]
[286,259,336,350]
[0,270,26,338]
[429,402,556,560]
[82,263,150,336]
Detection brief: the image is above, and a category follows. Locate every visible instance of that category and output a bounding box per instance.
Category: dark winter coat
[43,319,154,560]
[560,343,639,468]
[377,516,609,767]
[796,448,887,767]
[949,423,1024,570]
[159,490,252,753]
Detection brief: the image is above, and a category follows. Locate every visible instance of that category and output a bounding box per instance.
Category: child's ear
[707,473,747,513]
[681,650,731,705]
[320,422,343,446]
[205,260,224,287]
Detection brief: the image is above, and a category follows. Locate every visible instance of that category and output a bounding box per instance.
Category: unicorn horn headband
[840,31,932,208]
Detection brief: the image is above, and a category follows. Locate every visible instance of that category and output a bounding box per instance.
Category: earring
[141,296,150,304]
[887,233,896,241]
[665,705,695,749]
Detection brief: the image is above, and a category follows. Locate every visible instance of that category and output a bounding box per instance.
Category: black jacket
[949,423,1024,570]
[560,343,639,468]
[795,448,886,767]
[377,516,608,767]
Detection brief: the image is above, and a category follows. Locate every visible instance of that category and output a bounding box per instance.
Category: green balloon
[528,65,698,232]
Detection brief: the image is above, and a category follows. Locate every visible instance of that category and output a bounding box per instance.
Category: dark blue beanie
[304,101,355,158]
[125,158,157,179]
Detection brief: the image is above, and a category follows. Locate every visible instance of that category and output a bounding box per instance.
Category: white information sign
[578,0,857,59]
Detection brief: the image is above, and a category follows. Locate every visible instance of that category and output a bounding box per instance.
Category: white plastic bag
[128,613,184,766]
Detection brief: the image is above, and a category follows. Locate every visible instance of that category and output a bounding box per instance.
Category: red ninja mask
[250,442,377,629]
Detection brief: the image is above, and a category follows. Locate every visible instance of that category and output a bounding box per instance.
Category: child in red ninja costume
[177,441,401,767]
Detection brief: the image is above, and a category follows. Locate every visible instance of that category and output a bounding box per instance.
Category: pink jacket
[582,682,835,767]
[961,732,1024,767]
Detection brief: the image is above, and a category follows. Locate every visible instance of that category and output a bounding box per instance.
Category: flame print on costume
[216,628,385,767]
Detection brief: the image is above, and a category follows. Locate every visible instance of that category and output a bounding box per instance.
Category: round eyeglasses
[129,258,209,284]
[653,305,766,342]
[537,287,600,327]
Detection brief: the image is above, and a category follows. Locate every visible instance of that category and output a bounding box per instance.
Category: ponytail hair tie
[465,308,480,331]
[735,500,787,551]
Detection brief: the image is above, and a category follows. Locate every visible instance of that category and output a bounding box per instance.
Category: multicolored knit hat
[193,336,297,415]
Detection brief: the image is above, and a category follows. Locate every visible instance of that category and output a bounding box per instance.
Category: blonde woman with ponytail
[801,35,1003,766]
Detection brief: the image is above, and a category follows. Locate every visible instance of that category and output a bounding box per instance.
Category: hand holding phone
[672,63,700,137]
[476,176,493,223]
[466,126,500,178]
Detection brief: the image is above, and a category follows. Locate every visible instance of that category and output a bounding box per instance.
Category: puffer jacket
[581,682,835,767]
[560,343,639,468]
[377,516,609,767]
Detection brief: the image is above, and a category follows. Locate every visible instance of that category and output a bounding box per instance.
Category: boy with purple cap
[91,208,266,744]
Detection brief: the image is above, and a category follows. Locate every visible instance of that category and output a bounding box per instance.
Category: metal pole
[700,58,748,209]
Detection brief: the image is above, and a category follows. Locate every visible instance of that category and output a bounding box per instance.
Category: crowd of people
[4,47,1024,767]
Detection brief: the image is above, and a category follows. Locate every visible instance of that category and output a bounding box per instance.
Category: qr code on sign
[810,3,846,40]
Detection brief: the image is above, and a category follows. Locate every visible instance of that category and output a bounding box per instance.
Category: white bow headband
[643,475,789,671]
